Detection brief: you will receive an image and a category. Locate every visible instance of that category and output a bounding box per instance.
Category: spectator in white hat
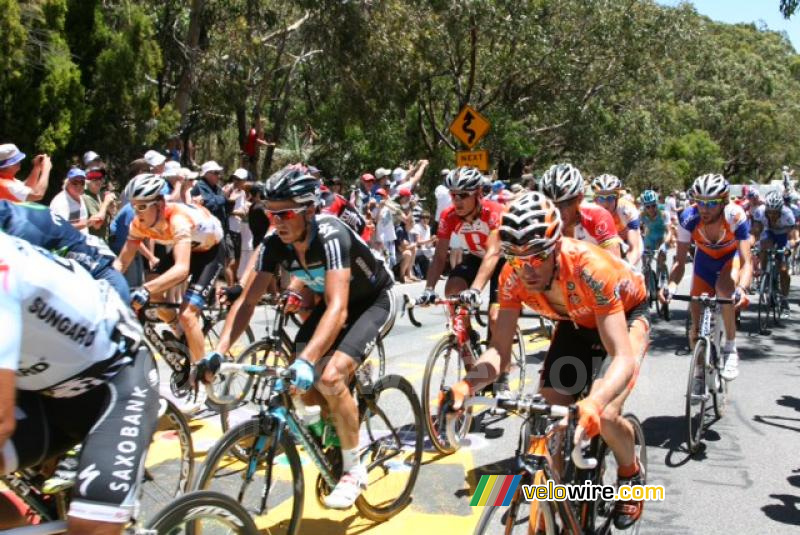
[392,159,429,193]
[0,143,51,202]
[144,149,167,174]
[50,168,90,234]
[83,150,102,168]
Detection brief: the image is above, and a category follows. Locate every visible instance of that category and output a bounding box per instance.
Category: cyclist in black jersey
[0,200,129,301]
[198,164,395,510]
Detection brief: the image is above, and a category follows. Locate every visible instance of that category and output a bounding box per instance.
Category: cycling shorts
[294,287,396,365]
[691,248,739,296]
[540,300,648,399]
[157,242,226,309]
[6,347,159,523]
[449,253,506,305]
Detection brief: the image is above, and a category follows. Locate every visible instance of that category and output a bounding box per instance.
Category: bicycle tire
[422,336,473,454]
[193,418,304,535]
[757,270,770,333]
[142,398,195,503]
[685,338,707,453]
[710,343,729,419]
[355,374,424,521]
[145,490,260,534]
[657,265,671,321]
[473,470,556,535]
[512,327,527,396]
[770,268,781,326]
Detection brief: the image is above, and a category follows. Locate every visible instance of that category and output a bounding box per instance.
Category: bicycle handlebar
[670,294,734,304]
[205,362,294,407]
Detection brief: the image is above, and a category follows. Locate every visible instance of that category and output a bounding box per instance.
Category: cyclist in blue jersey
[752,190,797,313]
[0,200,129,301]
[639,190,672,271]
[199,164,396,510]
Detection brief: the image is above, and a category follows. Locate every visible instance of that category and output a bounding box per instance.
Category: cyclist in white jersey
[0,232,158,535]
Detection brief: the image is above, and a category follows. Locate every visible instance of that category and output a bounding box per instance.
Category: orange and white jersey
[128,202,222,251]
[676,202,750,259]
[609,198,641,235]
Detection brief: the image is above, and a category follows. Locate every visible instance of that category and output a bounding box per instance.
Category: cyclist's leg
[689,249,722,349]
[67,346,159,534]
[771,232,791,299]
[444,254,481,296]
[179,244,225,363]
[715,253,739,342]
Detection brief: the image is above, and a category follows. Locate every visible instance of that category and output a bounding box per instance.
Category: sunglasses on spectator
[267,207,306,221]
[505,248,554,270]
[133,201,159,212]
[695,197,724,209]
[595,193,618,203]
[450,191,473,200]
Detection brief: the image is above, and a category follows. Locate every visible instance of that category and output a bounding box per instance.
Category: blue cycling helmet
[640,190,658,205]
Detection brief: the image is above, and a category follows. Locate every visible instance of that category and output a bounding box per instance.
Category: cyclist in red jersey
[418,166,509,393]
[539,163,623,256]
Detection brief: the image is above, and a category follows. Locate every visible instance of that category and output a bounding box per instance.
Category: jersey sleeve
[255,232,281,274]
[727,204,750,241]
[320,221,352,271]
[436,207,455,240]
[497,264,523,310]
[623,202,641,230]
[588,206,618,245]
[677,207,697,243]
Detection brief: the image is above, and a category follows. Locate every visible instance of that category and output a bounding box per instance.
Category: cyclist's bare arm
[424,238,451,290]
[297,268,351,364]
[113,238,140,273]
[667,241,690,291]
[466,307,520,392]
[143,239,192,295]
[216,268,273,355]
[470,231,501,292]
[737,237,753,291]
[626,227,643,266]
[592,311,638,407]
[0,370,15,473]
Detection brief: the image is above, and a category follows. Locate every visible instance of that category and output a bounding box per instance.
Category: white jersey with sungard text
[0,233,142,396]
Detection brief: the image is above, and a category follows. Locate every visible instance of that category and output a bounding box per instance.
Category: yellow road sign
[456,150,489,172]
[449,105,490,149]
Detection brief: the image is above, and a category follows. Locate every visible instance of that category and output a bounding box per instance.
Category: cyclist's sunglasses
[695,197,725,209]
[133,201,159,212]
[595,193,618,203]
[644,203,657,209]
[267,207,307,221]
[450,191,474,200]
[505,248,554,270]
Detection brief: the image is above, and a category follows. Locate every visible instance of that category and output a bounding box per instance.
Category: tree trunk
[174,0,205,121]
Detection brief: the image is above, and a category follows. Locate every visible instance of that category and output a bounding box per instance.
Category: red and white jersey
[437,199,504,258]
[572,203,619,247]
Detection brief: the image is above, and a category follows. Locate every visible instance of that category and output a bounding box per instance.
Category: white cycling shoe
[721,349,739,381]
[323,468,368,510]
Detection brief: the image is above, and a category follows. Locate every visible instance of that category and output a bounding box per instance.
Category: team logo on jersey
[580,269,610,306]
[567,282,576,291]
[28,297,97,347]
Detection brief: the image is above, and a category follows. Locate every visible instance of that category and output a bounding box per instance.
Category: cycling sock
[341,447,361,473]
[617,460,639,479]
[723,340,736,352]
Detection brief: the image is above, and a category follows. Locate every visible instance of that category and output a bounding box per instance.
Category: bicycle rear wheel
[757,272,770,333]
[422,336,473,454]
[710,343,729,419]
[657,265,670,321]
[355,374,423,521]
[685,339,707,453]
[145,490,259,534]
[473,470,556,535]
[193,418,304,535]
[141,398,195,510]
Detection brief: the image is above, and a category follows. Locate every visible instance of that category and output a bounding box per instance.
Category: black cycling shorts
[8,347,159,523]
[157,243,226,309]
[229,231,242,262]
[540,300,648,399]
[449,253,506,304]
[294,287,396,365]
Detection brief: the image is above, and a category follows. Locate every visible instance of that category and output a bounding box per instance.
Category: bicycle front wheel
[355,374,424,521]
[685,339,707,453]
[422,336,473,454]
[473,471,556,535]
[710,343,729,419]
[193,418,304,535]
[145,490,260,534]
[757,271,770,333]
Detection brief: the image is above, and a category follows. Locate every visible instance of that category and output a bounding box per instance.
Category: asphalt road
[145,269,800,534]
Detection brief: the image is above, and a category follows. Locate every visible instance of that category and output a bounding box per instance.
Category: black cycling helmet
[264,164,320,204]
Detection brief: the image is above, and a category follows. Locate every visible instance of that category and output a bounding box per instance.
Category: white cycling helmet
[591,173,622,193]
[499,191,563,257]
[541,163,584,203]
[691,173,729,198]
[445,166,483,192]
[765,190,784,211]
[128,174,165,202]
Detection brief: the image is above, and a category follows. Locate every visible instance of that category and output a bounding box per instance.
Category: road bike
[469,395,647,535]
[403,295,532,454]
[671,294,731,453]
[642,249,670,320]
[194,360,423,534]
[757,247,788,332]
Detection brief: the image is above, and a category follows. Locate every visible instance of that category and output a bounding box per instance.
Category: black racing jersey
[0,200,115,276]
[256,214,393,302]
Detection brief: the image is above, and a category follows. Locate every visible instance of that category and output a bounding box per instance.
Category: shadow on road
[762,468,800,527]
